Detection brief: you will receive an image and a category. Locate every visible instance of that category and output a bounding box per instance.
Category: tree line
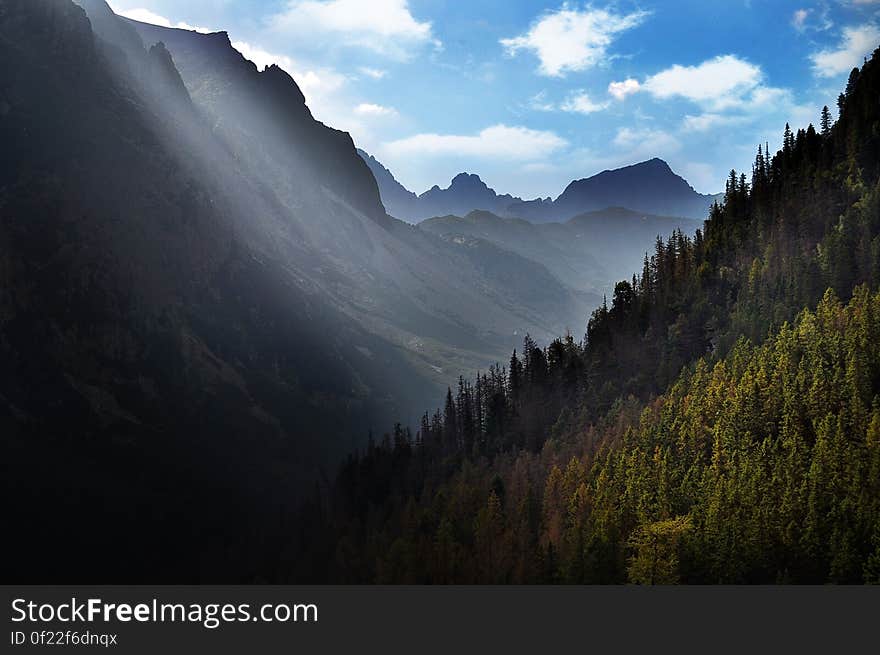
[286,50,880,583]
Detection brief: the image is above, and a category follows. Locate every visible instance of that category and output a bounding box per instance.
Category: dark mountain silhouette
[362,150,719,224]
[2,0,592,581]
[357,148,420,219]
[418,173,523,221]
[509,158,722,222]
[358,150,524,222]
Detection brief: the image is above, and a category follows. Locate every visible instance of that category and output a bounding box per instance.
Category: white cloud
[525,89,609,114]
[354,103,398,117]
[500,5,649,77]
[521,161,559,174]
[111,7,214,33]
[560,91,608,114]
[359,67,387,79]
[383,124,567,160]
[608,78,640,100]
[746,85,790,109]
[792,9,810,32]
[111,4,376,147]
[810,24,880,77]
[642,55,763,109]
[232,40,297,73]
[682,113,746,132]
[528,91,557,112]
[791,5,834,33]
[231,41,347,120]
[680,162,718,192]
[270,0,438,59]
[613,127,680,155]
[232,40,345,98]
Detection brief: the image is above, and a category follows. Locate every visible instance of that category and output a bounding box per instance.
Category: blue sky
[105,0,880,197]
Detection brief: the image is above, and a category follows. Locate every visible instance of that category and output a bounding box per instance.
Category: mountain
[362,150,719,224]
[357,148,420,219]
[417,173,524,222]
[3,0,426,579]
[291,44,880,583]
[123,13,591,371]
[509,158,722,222]
[358,150,524,222]
[1,0,593,581]
[420,208,699,296]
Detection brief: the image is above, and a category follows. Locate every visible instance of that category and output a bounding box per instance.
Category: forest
[287,49,880,584]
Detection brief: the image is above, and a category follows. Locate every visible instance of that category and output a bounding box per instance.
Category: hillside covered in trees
[288,49,880,584]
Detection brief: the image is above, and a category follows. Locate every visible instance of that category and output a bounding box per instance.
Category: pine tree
[820,105,832,136]
[783,122,794,156]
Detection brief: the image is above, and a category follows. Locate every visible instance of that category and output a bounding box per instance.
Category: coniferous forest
[288,52,880,584]
[4,1,880,590]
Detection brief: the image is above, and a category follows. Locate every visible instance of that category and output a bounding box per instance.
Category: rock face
[128,18,389,226]
[357,148,421,220]
[2,0,592,581]
[2,0,423,581]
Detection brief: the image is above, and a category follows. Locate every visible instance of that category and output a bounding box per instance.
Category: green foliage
[290,47,880,584]
[628,516,692,585]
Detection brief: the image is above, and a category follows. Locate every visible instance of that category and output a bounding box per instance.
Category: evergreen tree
[821,105,832,136]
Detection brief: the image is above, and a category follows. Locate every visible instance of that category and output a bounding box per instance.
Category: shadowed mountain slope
[1,0,595,580]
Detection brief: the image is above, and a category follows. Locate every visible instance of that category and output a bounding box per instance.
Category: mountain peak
[640,157,672,171]
[259,62,307,109]
[361,153,526,222]
[590,157,673,181]
[507,158,715,222]
[450,172,488,190]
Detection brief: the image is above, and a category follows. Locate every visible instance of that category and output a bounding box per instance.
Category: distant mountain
[417,173,523,222]
[358,150,524,222]
[420,208,699,296]
[363,152,720,223]
[509,158,722,222]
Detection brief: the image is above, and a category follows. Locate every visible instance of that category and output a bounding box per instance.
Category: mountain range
[292,32,880,585]
[0,0,720,581]
[360,150,722,223]
[0,0,594,579]
[358,149,525,222]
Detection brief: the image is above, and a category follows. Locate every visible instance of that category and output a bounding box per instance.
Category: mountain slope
[1,0,602,581]
[2,0,446,580]
[357,148,421,220]
[124,14,591,373]
[420,208,699,296]
[292,46,880,583]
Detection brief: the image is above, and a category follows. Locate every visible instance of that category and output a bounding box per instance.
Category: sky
[104,0,880,198]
